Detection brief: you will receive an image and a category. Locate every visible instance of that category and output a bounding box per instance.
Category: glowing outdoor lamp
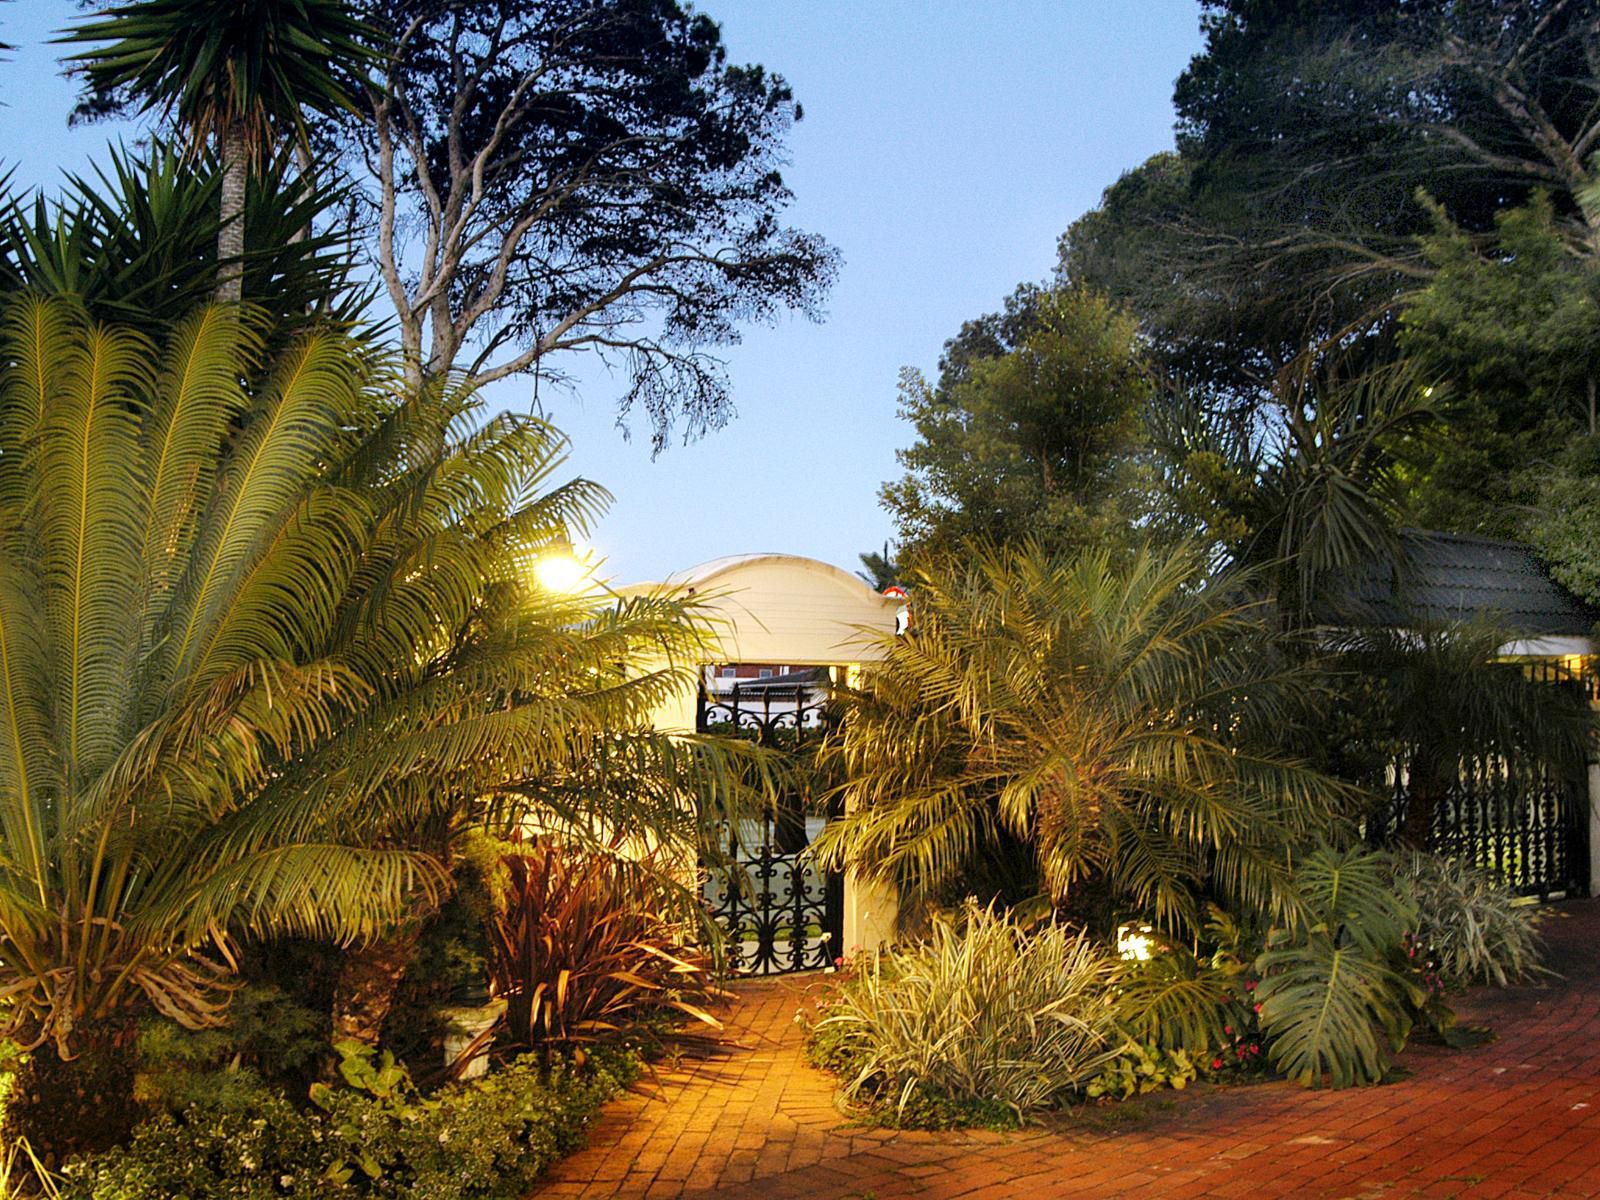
[533,539,596,594]
[1116,921,1158,962]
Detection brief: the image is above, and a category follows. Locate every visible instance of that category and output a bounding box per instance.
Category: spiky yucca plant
[0,297,732,1061]
[810,541,1356,935]
[0,141,365,333]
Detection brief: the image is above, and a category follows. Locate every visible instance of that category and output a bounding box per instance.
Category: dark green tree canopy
[882,287,1155,561]
[1067,2,1600,406]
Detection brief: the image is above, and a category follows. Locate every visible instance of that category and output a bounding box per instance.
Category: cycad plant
[810,541,1356,936]
[0,296,734,1068]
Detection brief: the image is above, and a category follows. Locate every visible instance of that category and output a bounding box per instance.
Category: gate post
[842,870,897,961]
[1588,759,1600,897]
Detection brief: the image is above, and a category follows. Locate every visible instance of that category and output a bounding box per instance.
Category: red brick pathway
[539,899,1600,1198]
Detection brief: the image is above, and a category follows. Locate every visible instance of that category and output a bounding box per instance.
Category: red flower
[1211,1058,1223,1070]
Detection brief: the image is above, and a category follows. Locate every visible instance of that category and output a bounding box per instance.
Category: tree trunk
[215,128,248,305]
[1402,755,1442,850]
[4,1017,140,1168]
[331,928,422,1046]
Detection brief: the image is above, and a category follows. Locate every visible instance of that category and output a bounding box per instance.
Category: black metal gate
[697,670,844,974]
[1369,757,1589,900]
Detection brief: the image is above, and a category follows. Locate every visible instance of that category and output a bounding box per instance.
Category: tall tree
[1397,188,1600,536]
[882,287,1154,560]
[1066,2,1600,407]
[63,0,376,303]
[340,0,838,449]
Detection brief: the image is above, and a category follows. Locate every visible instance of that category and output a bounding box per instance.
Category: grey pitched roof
[1330,530,1598,637]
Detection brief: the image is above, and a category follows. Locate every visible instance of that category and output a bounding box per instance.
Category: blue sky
[0,0,1203,584]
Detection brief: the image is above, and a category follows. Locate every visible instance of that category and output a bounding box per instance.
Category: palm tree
[1329,622,1593,848]
[809,541,1356,936]
[856,542,899,591]
[0,139,364,331]
[63,0,375,303]
[1154,359,1439,622]
[0,296,740,1090]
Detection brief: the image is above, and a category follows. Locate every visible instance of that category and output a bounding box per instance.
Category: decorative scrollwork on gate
[702,832,837,974]
[1368,754,1588,900]
[697,669,845,974]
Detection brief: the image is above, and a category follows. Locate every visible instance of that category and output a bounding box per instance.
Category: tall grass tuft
[1397,852,1548,987]
[811,904,1119,1124]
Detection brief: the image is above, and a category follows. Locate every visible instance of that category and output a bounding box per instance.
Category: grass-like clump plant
[1396,852,1548,988]
[806,903,1119,1128]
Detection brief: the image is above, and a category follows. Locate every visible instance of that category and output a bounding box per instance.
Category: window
[719,666,735,679]
[758,668,773,679]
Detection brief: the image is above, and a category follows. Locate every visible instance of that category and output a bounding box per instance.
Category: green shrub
[806,903,1118,1125]
[1086,1043,1197,1099]
[1396,852,1547,987]
[1097,907,1272,1094]
[134,985,329,1115]
[58,1043,638,1200]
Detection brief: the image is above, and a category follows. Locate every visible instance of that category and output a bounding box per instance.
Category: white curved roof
[661,552,889,597]
[632,552,900,663]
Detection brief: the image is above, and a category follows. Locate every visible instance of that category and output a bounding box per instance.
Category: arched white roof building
[626,553,903,956]
[647,552,902,667]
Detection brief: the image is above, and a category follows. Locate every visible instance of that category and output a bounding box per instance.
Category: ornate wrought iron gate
[1369,757,1589,900]
[697,671,844,974]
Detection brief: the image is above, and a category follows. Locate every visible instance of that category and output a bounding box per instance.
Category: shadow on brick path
[537,898,1600,1199]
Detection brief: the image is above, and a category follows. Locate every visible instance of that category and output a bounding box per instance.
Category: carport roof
[1329,530,1598,636]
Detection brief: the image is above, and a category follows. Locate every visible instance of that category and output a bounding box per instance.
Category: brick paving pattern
[538,898,1600,1198]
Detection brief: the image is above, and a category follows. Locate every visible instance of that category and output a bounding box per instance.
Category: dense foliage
[0,142,364,333]
[807,904,1118,1127]
[882,287,1154,560]
[58,1041,638,1199]
[811,541,1354,935]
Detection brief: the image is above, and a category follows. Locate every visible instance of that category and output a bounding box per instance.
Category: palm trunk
[216,128,247,305]
[1403,754,1442,850]
[4,1017,140,1166]
[331,929,421,1045]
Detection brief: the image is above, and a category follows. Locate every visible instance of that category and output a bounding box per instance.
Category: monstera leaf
[1255,846,1424,1088]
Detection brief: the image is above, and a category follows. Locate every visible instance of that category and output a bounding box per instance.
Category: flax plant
[0,297,742,1057]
